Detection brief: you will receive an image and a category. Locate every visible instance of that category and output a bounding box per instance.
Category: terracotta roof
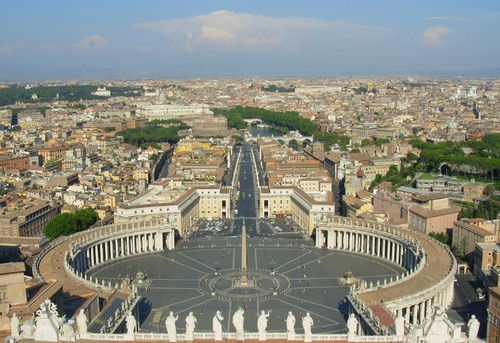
[369,304,394,327]
[409,205,460,219]
[0,262,25,275]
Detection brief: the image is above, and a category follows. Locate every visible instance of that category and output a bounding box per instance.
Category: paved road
[447,273,488,339]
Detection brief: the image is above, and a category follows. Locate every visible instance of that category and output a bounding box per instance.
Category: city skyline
[1,0,500,80]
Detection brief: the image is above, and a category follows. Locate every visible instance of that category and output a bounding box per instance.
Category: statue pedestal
[124,333,135,341]
[214,332,223,341]
[304,333,312,343]
[259,331,266,341]
[236,331,245,340]
[287,333,296,340]
[234,278,255,288]
[34,315,59,342]
[185,333,193,341]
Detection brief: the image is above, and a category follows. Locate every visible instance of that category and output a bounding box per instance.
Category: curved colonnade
[33,219,176,334]
[33,216,455,338]
[62,219,176,292]
[316,216,456,335]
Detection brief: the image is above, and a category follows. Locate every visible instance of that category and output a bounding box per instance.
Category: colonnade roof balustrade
[35,219,172,297]
[315,216,455,306]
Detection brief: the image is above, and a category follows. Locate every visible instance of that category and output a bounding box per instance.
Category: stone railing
[81,332,406,342]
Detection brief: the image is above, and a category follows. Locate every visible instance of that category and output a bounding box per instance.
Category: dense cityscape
[0,77,497,342]
[1,1,500,343]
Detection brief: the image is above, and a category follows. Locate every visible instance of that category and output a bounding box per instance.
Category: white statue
[165,311,178,342]
[126,311,136,334]
[213,311,224,341]
[286,311,296,340]
[257,310,270,340]
[76,309,88,335]
[61,320,76,338]
[185,312,197,340]
[302,312,313,343]
[467,314,480,340]
[347,313,358,337]
[395,313,405,337]
[232,307,245,339]
[10,313,20,337]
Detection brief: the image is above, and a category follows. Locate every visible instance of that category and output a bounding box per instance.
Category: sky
[1,0,500,80]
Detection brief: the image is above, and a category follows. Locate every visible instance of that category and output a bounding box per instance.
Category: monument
[234,220,255,288]
[185,312,197,341]
[302,313,313,343]
[10,313,19,338]
[213,311,224,341]
[347,313,358,338]
[76,309,88,336]
[286,311,296,340]
[165,311,178,342]
[34,299,61,342]
[232,307,245,340]
[257,310,270,340]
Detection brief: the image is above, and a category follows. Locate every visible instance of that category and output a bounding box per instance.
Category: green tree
[429,232,448,244]
[360,139,374,147]
[43,208,99,241]
[43,213,78,240]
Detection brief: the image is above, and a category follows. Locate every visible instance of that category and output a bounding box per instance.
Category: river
[247,125,285,137]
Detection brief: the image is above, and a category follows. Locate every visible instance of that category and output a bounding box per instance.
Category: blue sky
[1,1,500,80]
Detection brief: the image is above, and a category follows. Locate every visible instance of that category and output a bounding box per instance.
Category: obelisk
[240,220,248,285]
[234,219,254,288]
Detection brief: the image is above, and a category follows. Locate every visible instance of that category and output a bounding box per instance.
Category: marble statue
[232,307,245,340]
[126,311,136,334]
[76,309,88,335]
[10,313,20,337]
[213,311,224,341]
[257,310,270,340]
[60,319,76,340]
[347,313,358,337]
[185,311,197,340]
[394,313,405,337]
[166,311,178,342]
[20,319,36,338]
[286,311,296,340]
[467,315,480,340]
[302,312,313,343]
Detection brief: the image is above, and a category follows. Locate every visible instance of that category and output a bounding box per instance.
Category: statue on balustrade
[126,311,136,334]
[213,310,224,341]
[467,314,479,340]
[76,309,88,335]
[302,312,313,343]
[166,311,178,342]
[347,313,358,337]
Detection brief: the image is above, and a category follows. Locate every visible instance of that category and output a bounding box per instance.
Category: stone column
[412,304,418,325]
[104,241,109,261]
[327,230,334,249]
[381,239,386,259]
[419,301,425,324]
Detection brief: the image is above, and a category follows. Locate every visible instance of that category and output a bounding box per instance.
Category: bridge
[275,131,314,146]
[243,118,263,125]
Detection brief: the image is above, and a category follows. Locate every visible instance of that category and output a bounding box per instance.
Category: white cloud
[72,35,108,51]
[421,26,453,47]
[0,41,26,54]
[134,10,391,52]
